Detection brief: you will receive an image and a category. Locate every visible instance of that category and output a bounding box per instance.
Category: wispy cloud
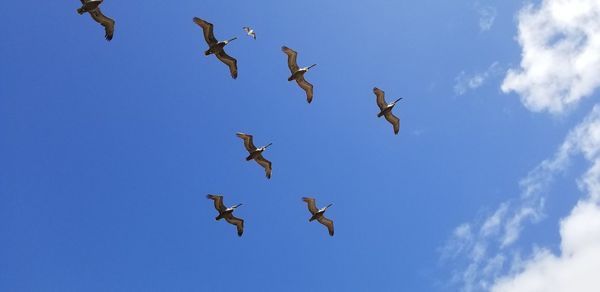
[442,105,600,292]
[476,4,497,32]
[502,0,600,114]
[454,62,502,95]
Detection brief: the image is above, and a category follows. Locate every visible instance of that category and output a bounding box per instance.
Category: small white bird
[243,27,256,40]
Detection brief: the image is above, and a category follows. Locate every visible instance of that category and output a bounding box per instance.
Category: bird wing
[254,153,272,179]
[89,8,115,41]
[215,50,238,79]
[207,194,227,213]
[193,17,218,46]
[302,197,319,215]
[317,216,334,236]
[384,111,400,134]
[373,87,388,111]
[282,46,299,73]
[236,132,257,152]
[225,214,244,237]
[296,75,314,103]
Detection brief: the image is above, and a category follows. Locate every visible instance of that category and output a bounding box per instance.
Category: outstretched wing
[374,87,388,111]
[236,132,256,152]
[317,216,334,236]
[89,8,115,41]
[193,17,218,46]
[302,197,319,215]
[254,153,272,179]
[296,75,314,103]
[215,50,238,79]
[207,194,227,213]
[282,46,299,73]
[384,111,400,134]
[225,214,244,237]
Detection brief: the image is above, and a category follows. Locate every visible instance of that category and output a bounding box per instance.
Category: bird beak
[309,64,317,69]
[326,203,333,208]
[394,98,403,103]
[235,203,243,208]
[229,37,238,42]
[265,143,273,148]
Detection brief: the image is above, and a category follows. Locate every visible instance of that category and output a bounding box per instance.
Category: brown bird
[77,0,115,41]
[207,194,244,237]
[302,197,334,236]
[282,46,316,103]
[236,132,272,179]
[193,17,238,79]
[374,87,402,134]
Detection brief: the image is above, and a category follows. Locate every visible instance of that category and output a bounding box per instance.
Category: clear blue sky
[1,1,596,291]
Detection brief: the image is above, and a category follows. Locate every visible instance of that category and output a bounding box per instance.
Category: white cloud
[455,62,501,95]
[442,105,600,291]
[501,0,600,114]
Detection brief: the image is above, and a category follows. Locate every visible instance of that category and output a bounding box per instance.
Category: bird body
[302,197,334,236]
[193,17,238,79]
[236,133,272,179]
[282,46,316,103]
[374,87,402,134]
[207,195,244,236]
[243,27,256,39]
[77,0,115,41]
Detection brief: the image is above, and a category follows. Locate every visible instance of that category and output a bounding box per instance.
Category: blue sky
[2,1,600,291]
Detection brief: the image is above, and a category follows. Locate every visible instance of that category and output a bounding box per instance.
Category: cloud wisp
[454,62,502,96]
[442,105,600,292]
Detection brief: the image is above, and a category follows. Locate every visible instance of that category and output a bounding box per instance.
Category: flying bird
[193,17,238,79]
[236,133,272,179]
[282,46,316,103]
[207,194,244,237]
[243,27,256,40]
[302,197,334,236]
[374,87,402,134]
[77,0,115,41]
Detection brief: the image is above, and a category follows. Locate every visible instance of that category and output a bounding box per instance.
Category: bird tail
[204,49,211,56]
[77,7,85,14]
[215,215,223,221]
[377,112,384,117]
[245,155,253,161]
[287,76,294,82]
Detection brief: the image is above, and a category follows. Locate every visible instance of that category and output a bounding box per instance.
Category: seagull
[236,133,272,179]
[282,46,316,103]
[302,197,334,236]
[374,87,402,134]
[193,17,238,79]
[207,194,244,237]
[243,27,256,40]
[77,0,115,41]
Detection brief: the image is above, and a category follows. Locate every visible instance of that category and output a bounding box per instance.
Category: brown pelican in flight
[193,17,238,79]
[302,197,334,236]
[77,0,115,41]
[207,194,244,237]
[374,87,402,134]
[243,27,256,40]
[236,132,272,179]
[282,46,316,103]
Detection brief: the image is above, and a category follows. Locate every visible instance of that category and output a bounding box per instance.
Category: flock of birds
[77,0,404,237]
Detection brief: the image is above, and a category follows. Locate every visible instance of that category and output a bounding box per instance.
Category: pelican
[193,17,238,79]
[236,132,272,179]
[207,194,244,237]
[243,27,256,40]
[77,0,115,41]
[374,87,402,134]
[302,197,334,236]
[282,46,316,103]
